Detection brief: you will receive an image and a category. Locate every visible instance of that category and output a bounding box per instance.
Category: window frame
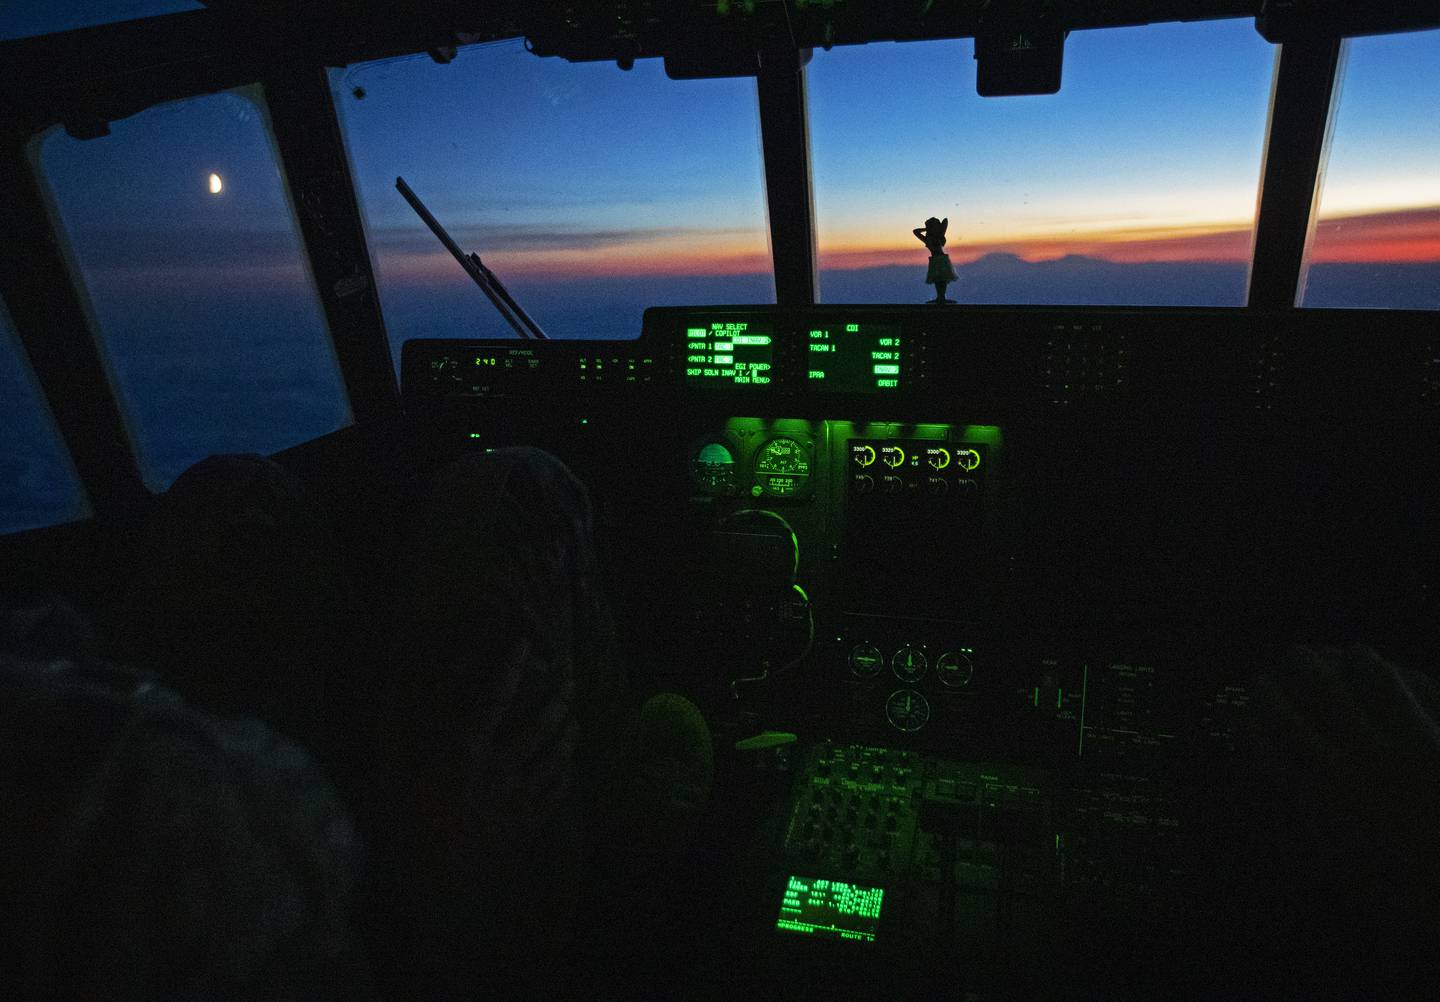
[26,83,357,493]
[1,11,1433,526]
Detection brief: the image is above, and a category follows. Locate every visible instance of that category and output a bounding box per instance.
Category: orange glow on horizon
[380,204,1438,281]
[1307,207,1440,263]
[820,206,1440,272]
[387,245,773,285]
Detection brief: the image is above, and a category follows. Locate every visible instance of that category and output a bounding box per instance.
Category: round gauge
[849,643,883,679]
[430,356,463,384]
[690,440,738,494]
[754,436,811,498]
[886,689,931,732]
[936,650,975,688]
[891,645,928,682]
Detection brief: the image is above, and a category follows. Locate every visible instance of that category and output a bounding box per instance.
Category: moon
[208,172,223,194]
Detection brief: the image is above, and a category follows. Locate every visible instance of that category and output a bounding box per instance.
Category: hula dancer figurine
[913,216,957,303]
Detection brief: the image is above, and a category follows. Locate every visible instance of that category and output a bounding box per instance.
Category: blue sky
[331,40,774,278]
[20,17,1440,312]
[24,16,1439,277]
[5,11,1438,522]
[808,19,1278,257]
[0,0,202,40]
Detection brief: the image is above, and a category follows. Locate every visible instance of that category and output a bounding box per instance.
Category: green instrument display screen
[682,321,775,388]
[775,875,884,943]
[805,322,903,393]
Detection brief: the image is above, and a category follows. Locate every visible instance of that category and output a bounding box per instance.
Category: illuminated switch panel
[783,744,924,880]
[578,353,656,383]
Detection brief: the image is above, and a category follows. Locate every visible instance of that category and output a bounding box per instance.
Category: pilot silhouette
[913,216,958,304]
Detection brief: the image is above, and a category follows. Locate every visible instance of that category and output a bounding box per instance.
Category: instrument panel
[402,305,1439,429]
[391,305,1440,999]
[398,305,1439,746]
[682,317,909,394]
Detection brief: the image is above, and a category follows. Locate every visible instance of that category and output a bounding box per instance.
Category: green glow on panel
[873,364,900,375]
[725,417,765,436]
[684,322,773,389]
[776,875,883,943]
[960,425,1002,448]
[697,442,731,465]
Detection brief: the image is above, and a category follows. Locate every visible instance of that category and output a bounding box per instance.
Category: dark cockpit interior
[2,2,1438,999]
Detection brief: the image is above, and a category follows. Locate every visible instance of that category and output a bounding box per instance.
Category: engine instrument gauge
[754,436,811,498]
[891,645,927,682]
[849,643,883,679]
[690,440,738,494]
[886,689,931,732]
[936,650,974,687]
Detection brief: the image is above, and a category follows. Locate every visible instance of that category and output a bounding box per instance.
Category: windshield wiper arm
[395,176,548,340]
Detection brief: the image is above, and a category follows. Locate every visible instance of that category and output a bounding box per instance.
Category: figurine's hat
[925,217,948,234]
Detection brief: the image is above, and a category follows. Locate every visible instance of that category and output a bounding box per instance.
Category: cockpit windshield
[809,20,1277,306]
[329,38,776,367]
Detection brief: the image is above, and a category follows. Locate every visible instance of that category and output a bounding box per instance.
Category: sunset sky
[806,22,1439,268]
[7,6,1438,516]
[31,17,1439,297]
[324,18,1438,285]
